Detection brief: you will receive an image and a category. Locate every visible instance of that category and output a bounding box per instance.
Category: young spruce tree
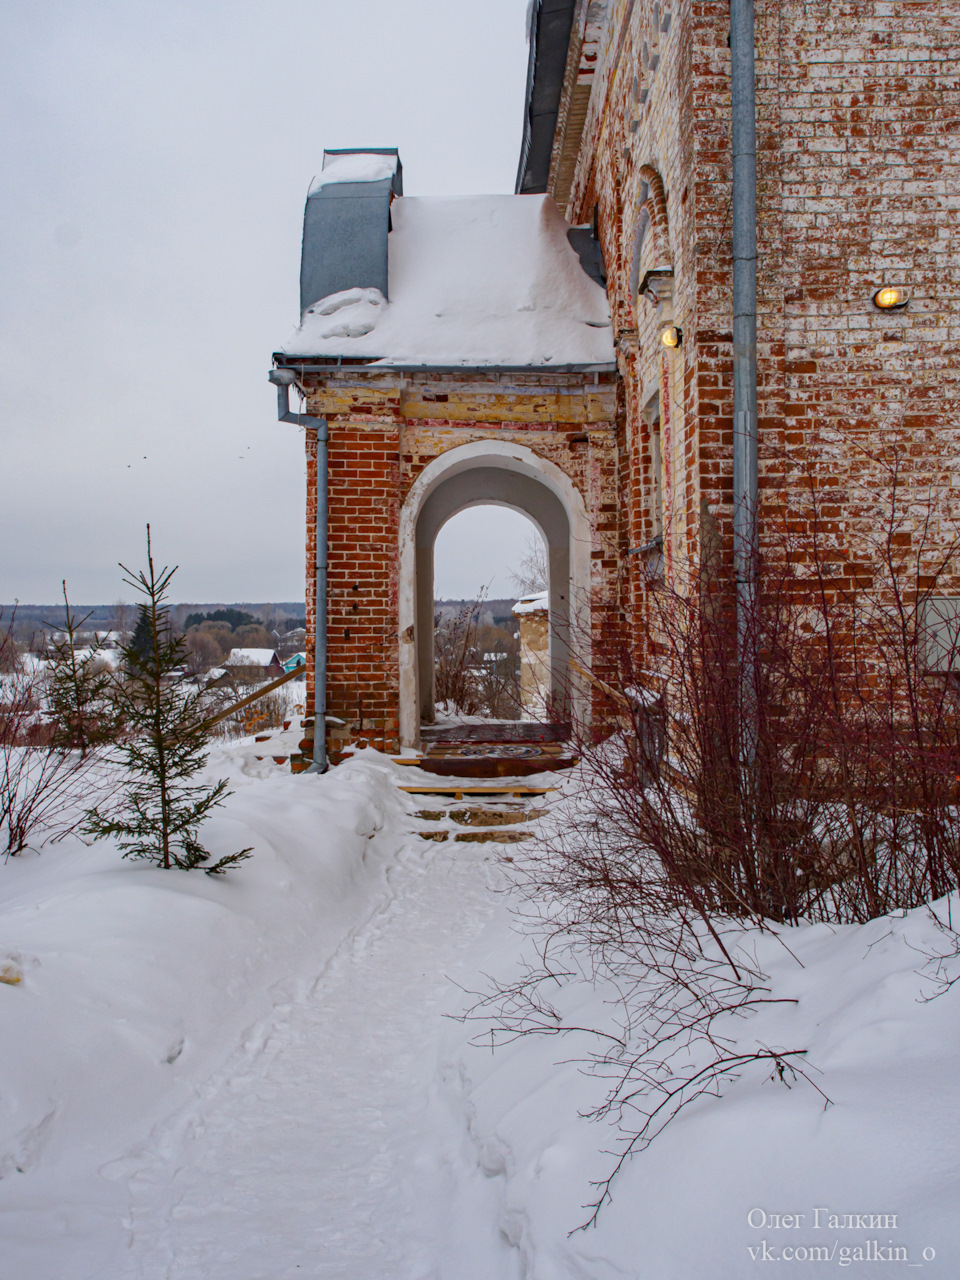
[45,582,120,757]
[84,528,251,874]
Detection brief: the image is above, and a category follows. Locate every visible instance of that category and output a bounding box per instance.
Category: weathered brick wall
[564,0,701,636]
[561,0,960,657]
[771,0,960,602]
[301,370,619,755]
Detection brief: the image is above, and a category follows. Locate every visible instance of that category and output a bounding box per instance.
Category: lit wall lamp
[873,285,909,311]
[661,324,682,349]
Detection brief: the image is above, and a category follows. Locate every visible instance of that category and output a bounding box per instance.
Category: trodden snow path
[107,829,519,1280]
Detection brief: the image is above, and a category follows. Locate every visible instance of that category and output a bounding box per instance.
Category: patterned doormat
[426,743,550,759]
[421,722,571,745]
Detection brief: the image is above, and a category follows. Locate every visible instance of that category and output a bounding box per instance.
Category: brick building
[272,0,960,762]
[522,0,960,642]
[272,152,618,757]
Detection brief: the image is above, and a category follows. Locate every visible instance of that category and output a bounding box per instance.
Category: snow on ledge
[309,152,398,193]
[281,194,615,369]
[302,288,387,340]
[513,591,549,615]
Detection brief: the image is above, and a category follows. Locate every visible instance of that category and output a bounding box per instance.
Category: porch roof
[279,194,614,370]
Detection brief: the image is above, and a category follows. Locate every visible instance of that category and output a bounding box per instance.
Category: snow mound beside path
[450,877,960,1277]
[0,750,408,1275]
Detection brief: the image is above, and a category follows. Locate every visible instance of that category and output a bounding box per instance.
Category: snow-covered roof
[513,591,549,615]
[281,194,614,369]
[225,648,280,667]
[74,646,121,668]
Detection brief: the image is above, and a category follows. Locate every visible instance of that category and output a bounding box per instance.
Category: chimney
[299,148,403,316]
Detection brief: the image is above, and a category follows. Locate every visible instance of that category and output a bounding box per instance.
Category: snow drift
[1,747,959,1278]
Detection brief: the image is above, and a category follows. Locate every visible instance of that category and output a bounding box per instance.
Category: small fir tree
[127,609,156,670]
[44,582,119,757]
[84,528,251,874]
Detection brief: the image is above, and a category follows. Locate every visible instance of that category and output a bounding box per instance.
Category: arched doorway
[433,506,546,720]
[398,440,592,749]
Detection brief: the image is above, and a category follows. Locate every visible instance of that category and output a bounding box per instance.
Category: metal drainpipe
[730,0,759,764]
[268,369,328,773]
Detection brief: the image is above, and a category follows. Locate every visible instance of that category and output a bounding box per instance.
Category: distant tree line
[183,608,259,631]
[182,608,306,633]
[2,602,305,648]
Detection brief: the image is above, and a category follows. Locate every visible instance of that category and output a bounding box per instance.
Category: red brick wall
[562,0,960,654]
[305,422,402,754]
[301,372,619,754]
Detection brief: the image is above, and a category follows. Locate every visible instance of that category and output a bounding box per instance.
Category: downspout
[268,368,329,774]
[730,0,758,764]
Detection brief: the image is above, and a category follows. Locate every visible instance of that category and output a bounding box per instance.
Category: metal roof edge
[272,354,617,375]
[515,0,578,195]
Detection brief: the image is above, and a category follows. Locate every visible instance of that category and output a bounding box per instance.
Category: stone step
[415,805,544,827]
[399,784,554,799]
[415,829,535,844]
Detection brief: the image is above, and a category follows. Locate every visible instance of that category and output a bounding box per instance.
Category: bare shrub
[434,598,485,716]
[0,666,103,857]
[191,621,236,661]
[232,624,275,650]
[509,531,548,595]
[465,797,826,1226]
[210,688,290,740]
[470,445,959,1220]
[616,464,960,926]
[434,592,522,718]
[0,610,23,675]
[184,626,227,671]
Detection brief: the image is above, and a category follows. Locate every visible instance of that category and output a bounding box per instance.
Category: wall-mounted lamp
[660,324,682,349]
[873,286,909,311]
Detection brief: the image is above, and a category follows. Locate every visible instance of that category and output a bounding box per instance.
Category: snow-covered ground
[1,747,959,1278]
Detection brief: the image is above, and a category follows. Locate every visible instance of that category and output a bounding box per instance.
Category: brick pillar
[305,419,402,758]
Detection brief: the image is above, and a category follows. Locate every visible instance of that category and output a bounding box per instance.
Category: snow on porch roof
[513,590,549,615]
[279,194,615,370]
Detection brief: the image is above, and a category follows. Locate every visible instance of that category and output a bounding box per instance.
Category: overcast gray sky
[0,0,538,605]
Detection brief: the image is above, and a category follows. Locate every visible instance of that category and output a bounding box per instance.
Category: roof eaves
[515,0,578,195]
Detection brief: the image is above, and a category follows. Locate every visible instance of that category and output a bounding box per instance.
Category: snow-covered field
[1,746,959,1278]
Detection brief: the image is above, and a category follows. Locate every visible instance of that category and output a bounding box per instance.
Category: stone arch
[629,163,673,304]
[397,440,592,748]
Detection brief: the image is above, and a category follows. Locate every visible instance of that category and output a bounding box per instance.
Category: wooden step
[399,784,554,799]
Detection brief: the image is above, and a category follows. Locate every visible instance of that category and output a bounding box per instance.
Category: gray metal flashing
[299,149,403,316]
[516,0,578,194]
